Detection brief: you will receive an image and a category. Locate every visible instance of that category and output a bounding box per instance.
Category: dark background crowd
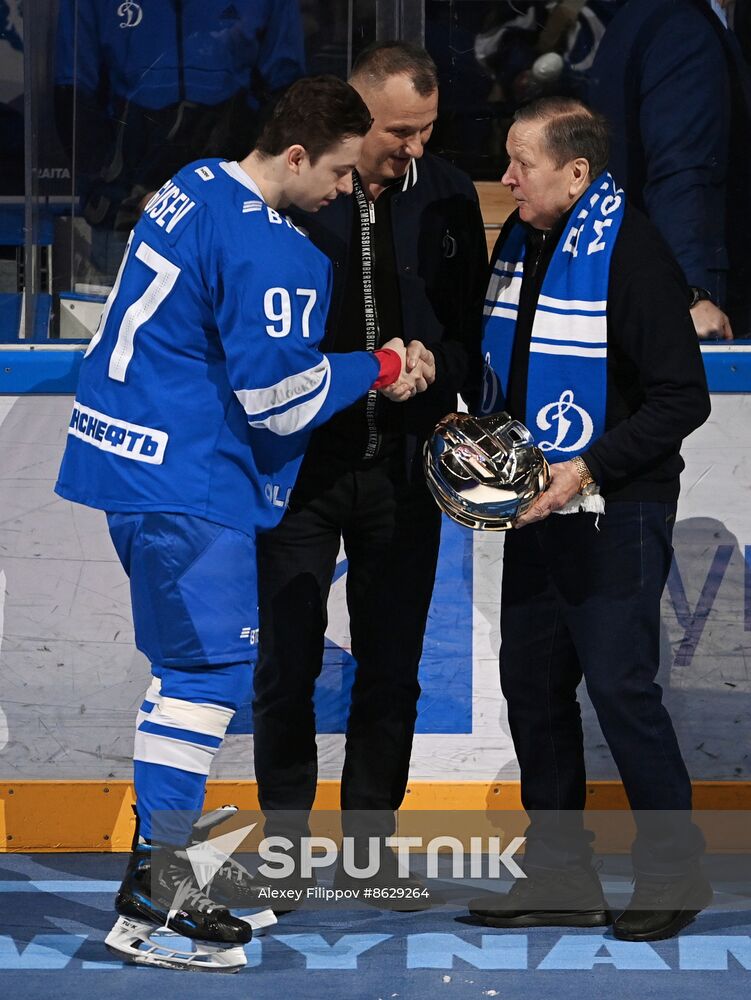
[0,0,750,338]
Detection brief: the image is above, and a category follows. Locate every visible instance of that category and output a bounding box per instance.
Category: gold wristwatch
[571,456,597,495]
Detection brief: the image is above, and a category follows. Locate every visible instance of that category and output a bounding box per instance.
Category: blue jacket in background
[588,0,751,333]
[55,0,305,111]
[54,0,306,228]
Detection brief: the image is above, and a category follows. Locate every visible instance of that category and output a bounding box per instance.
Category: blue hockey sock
[132,662,252,845]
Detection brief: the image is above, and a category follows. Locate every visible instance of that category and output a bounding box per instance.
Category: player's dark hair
[350,41,438,97]
[254,76,372,164]
[514,97,610,179]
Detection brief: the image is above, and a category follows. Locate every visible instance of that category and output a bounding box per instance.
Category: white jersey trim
[220,160,267,200]
[235,358,331,436]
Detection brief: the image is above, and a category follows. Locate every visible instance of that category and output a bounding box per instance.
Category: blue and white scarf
[480,172,625,468]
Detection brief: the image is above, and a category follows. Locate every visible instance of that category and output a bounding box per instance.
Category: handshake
[378,338,436,403]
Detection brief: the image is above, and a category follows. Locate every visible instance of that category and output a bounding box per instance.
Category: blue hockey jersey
[55,159,380,535]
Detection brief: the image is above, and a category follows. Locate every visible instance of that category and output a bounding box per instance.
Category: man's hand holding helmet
[423,411,550,530]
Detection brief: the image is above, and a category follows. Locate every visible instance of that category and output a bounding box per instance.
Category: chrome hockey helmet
[423,411,550,531]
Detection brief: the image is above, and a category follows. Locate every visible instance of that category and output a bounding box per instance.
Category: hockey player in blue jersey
[55,76,429,972]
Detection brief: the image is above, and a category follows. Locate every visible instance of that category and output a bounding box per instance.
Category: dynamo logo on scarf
[480,171,625,464]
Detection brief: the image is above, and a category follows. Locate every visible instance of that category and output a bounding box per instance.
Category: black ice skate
[189,805,274,920]
[105,841,253,972]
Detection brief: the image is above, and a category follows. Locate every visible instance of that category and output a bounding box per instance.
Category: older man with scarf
[469,97,712,941]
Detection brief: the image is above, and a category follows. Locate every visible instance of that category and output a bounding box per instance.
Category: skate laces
[168,867,221,914]
[216,858,245,884]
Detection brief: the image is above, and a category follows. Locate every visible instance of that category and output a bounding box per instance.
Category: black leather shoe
[613,869,713,941]
[468,866,612,928]
[334,846,433,911]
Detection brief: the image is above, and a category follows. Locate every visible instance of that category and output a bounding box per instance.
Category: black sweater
[494,204,711,502]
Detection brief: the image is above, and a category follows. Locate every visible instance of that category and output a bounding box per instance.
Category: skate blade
[105,916,247,973]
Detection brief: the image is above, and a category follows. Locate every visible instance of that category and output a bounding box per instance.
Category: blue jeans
[500,501,705,877]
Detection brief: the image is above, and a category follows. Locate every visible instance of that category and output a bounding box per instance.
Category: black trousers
[253,456,442,838]
[500,501,705,877]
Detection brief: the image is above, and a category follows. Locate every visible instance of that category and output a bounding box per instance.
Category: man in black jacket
[252,42,487,890]
[469,97,712,941]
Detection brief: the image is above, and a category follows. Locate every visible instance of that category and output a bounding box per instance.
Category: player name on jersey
[143,181,197,234]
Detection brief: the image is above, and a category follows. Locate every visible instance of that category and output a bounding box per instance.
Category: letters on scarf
[480,172,625,465]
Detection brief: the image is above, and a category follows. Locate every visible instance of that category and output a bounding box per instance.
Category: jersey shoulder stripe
[172,158,312,243]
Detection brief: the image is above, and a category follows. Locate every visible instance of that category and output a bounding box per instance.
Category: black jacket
[495,204,711,502]
[288,151,488,472]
